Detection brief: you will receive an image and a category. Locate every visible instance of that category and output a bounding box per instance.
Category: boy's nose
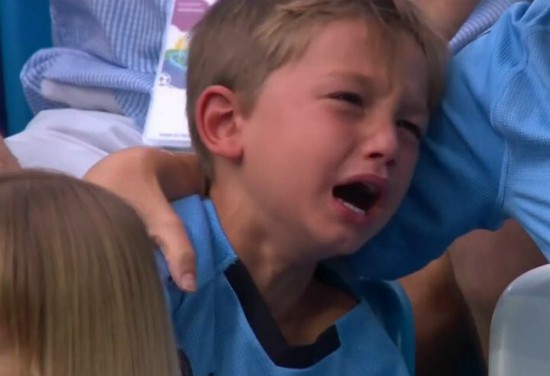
[360,120,398,167]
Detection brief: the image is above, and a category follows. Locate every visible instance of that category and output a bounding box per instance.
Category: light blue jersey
[157,196,409,376]
[354,0,550,279]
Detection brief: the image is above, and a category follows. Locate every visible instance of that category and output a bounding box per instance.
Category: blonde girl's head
[0,170,181,376]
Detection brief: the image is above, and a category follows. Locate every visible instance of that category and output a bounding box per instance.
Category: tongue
[357,185,380,210]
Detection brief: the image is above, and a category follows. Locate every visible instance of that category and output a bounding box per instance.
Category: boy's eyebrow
[322,71,395,101]
[324,71,380,90]
[324,72,430,118]
[399,99,429,120]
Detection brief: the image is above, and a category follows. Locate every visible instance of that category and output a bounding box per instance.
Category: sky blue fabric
[352,0,550,279]
[157,195,409,375]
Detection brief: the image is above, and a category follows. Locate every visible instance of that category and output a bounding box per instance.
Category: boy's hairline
[188,1,447,178]
[197,13,431,112]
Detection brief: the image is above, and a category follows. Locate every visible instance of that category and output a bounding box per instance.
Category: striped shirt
[20,0,521,130]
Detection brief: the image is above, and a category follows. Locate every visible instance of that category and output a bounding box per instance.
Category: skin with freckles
[197,17,431,342]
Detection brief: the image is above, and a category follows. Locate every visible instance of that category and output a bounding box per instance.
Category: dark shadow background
[0,41,6,135]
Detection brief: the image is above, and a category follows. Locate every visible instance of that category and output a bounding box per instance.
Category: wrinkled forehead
[257,16,430,95]
[354,23,430,105]
[348,22,431,115]
[308,18,430,96]
[385,31,430,98]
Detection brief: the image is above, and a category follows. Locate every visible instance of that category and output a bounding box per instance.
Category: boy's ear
[194,86,244,161]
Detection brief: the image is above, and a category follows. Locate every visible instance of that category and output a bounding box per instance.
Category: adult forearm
[449,221,547,361]
[85,147,205,292]
[86,147,204,200]
[153,149,205,200]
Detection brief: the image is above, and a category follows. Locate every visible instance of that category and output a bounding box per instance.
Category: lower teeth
[340,199,365,214]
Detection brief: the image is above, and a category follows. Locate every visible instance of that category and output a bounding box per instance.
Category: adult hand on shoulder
[85,147,205,292]
[0,134,20,171]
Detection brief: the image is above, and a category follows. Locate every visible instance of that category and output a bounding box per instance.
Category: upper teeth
[339,199,365,214]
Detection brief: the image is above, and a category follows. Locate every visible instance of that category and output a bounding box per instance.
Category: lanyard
[143,0,213,149]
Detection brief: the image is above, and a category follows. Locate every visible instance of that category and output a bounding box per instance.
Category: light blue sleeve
[349,0,550,279]
[493,1,550,260]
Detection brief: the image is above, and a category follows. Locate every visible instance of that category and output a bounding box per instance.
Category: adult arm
[85,147,205,291]
[400,253,481,375]
[449,220,547,361]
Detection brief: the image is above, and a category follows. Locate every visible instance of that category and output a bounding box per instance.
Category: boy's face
[236,18,430,258]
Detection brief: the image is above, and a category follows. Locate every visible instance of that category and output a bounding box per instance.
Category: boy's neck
[210,183,357,345]
[209,184,317,319]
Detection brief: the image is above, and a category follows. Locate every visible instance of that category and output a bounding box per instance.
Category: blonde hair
[187,0,448,177]
[0,170,181,376]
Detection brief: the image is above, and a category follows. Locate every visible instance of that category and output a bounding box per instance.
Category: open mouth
[333,182,382,215]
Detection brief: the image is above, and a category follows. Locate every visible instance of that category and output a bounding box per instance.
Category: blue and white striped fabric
[450,0,527,53]
[21,0,172,129]
[20,0,517,130]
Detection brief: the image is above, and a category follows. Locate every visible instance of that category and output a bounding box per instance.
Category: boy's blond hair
[0,170,181,376]
[187,0,448,177]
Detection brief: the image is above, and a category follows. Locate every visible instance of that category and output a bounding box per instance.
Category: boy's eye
[330,92,364,107]
[396,120,423,140]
